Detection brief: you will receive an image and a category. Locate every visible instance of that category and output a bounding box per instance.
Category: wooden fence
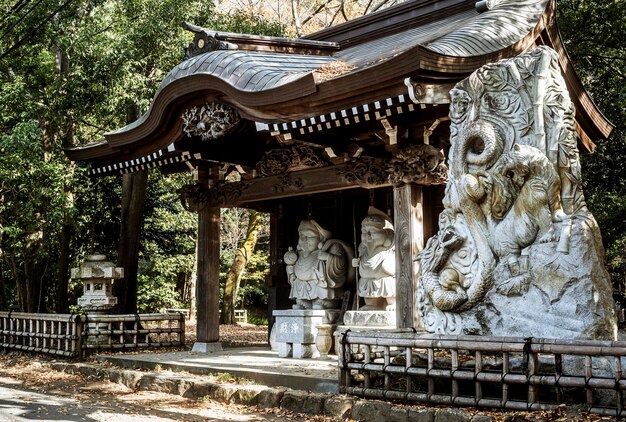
[337,329,626,418]
[0,311,185,358]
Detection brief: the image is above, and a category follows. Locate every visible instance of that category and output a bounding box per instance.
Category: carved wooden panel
[256,145,329,177]
[393,184,424,329]
[181,102,240,141]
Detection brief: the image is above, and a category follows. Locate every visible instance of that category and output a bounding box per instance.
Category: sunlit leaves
[558,0,626,282]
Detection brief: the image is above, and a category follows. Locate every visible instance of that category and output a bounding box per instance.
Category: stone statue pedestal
[335,310,397,354]
[273,309,340,359]
[343,310,395,327]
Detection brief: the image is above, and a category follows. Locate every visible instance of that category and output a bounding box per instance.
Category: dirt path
[0,352,334,422]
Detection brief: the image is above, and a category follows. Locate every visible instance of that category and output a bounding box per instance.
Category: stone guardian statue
[352,207,396,311]
[284,219,354,310]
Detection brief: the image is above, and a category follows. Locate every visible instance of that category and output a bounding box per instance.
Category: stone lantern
[71,254,124,344]
[72,254,124,312]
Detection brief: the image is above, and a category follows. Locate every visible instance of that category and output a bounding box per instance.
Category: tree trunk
[52,46,76,313]
[291,0,304,36]
[0,269,5,310]
[22,227,46,312]
[188,238,197,320]
[221,210,262,324]
[56,187,74,313]
[115,170,149,314]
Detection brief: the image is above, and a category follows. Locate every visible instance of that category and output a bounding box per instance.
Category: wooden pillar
[192,175,222,352]
[394,184,425,329]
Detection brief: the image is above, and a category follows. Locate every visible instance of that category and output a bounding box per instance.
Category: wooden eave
[65,0,613,170]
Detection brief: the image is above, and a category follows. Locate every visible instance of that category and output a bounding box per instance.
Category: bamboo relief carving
[394,186,416,327]
[416,46,616,339]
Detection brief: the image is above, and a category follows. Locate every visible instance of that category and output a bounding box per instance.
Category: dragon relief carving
[181,102,240,141]
[416,46,599,335]
[256,145,329,177]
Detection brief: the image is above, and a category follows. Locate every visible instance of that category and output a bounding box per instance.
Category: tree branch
[301,0,336,27]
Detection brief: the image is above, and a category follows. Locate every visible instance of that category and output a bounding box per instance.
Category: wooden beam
[394,184,425,329]
[202,162,390,207]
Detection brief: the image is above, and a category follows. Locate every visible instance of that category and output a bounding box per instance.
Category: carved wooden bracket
[256,145,329,177]
[181,102,240,141]
[388,144,448,186]
[336,157,389,188]
[272,174,304,192]
[178,181,248,211]
[339,144,448,188]
[179,145,447,208]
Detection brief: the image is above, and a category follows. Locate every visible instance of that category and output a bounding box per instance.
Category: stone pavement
[95,346,339,393]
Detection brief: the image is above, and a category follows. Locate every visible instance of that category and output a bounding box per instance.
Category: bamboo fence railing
[337,329,626,418]
[0,311,185,358]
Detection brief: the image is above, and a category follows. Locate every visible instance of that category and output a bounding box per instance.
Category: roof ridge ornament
[475,0,504,13]
[183,22,238,60]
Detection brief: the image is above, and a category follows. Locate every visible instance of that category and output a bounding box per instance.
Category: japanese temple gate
[66,0,613,350]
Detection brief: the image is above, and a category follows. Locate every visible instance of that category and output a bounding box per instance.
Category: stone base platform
[273,309,340,359]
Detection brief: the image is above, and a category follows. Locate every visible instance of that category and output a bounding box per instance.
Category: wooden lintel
[218,163,392,207]
[185,150,448,208]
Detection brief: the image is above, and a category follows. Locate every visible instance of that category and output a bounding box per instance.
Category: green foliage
[247,310,269,326]
[0,0,281,312]
[0,120,71,310]
[558,0,626,287]
[236,245,269,308]
[219,209,270,310]
[137,268,183,313]
[136,173,196,313]
[207,9,286,36]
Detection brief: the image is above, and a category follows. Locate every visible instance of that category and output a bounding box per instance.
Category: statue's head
[361,207,394,251]
[297,219,331,254]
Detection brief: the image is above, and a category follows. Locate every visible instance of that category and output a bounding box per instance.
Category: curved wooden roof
[66,0,613,172]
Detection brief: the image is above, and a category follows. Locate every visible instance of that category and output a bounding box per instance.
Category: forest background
[0,0,623,322]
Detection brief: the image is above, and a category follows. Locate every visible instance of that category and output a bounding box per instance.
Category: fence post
[75,314,85,359]
[179,312,186,346]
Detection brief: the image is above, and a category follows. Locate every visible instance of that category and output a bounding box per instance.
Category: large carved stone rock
[416,46,616,340]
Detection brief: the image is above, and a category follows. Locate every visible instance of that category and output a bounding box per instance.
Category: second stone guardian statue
[352,207,396,311]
